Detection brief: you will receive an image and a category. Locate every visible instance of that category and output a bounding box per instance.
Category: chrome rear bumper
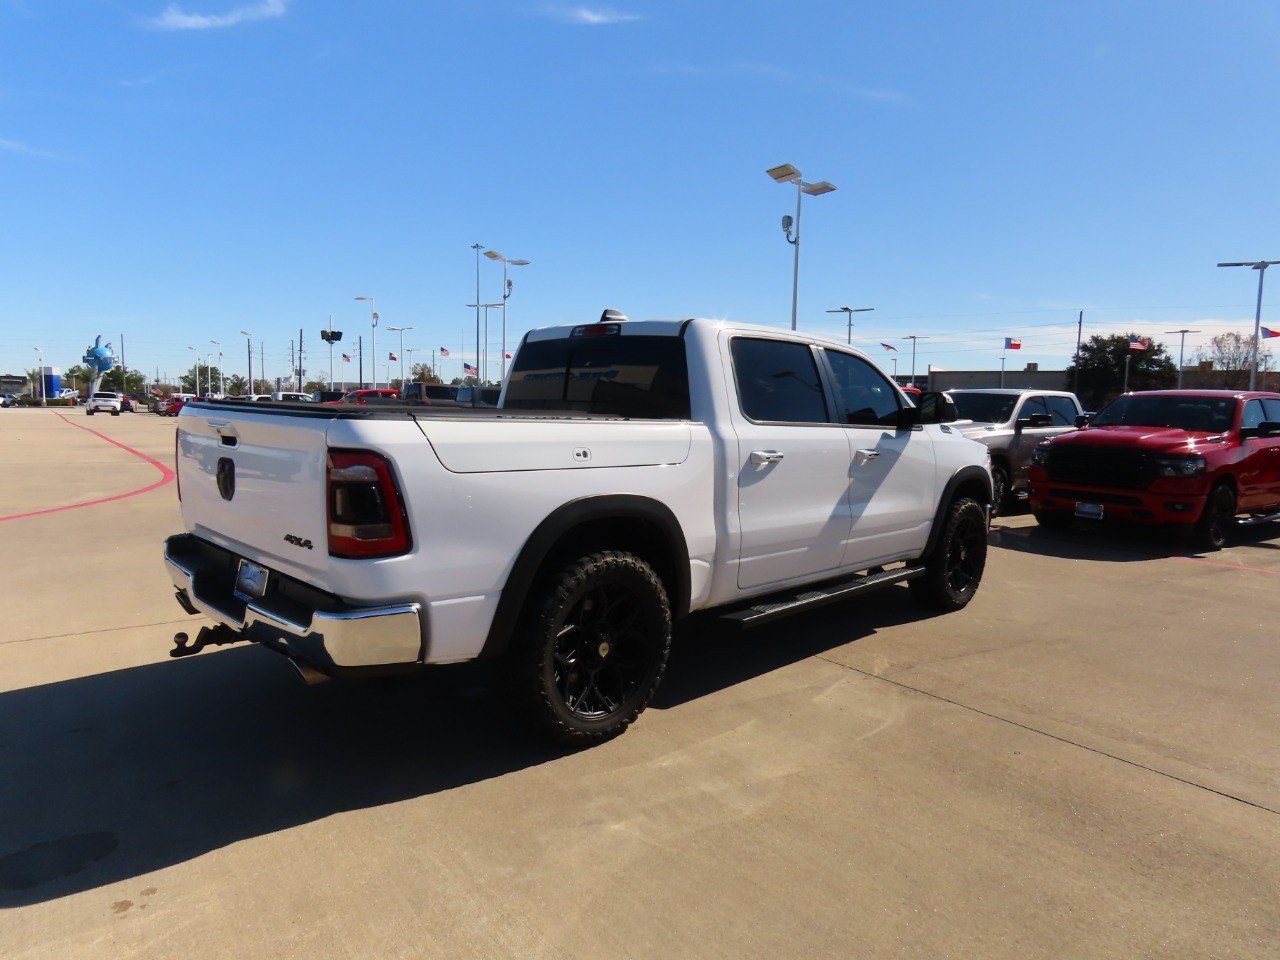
[164,534,423,673]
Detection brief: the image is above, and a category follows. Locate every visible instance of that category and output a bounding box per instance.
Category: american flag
[342,353,351,362]
[1129,336,1150,351]
[880,342,898,352]
[1004,337,1022,350]
[463,362,477,376]
[439,347,450,356]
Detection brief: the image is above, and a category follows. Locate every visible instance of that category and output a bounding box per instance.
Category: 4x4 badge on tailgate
[216,457,235,501]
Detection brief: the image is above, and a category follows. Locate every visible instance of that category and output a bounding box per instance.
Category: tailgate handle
[207,420,239,447]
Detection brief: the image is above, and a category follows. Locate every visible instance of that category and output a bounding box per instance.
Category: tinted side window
[731,338,828,424]
[1045,396,1078,425]
[1263,398,1280,422]
[1022,396,1049,418]
[824,350,902,425]
[1242,399,1266,430]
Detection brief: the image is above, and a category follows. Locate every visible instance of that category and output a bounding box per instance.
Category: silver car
[946,388,1085,513]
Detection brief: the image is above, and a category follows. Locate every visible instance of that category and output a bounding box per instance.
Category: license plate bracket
[1075,502,1104,520]
[234,559,270,601]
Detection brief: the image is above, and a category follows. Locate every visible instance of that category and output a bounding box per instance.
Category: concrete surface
[1,407,1277,959]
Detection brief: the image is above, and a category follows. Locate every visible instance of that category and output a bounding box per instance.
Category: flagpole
[1000,351,1006,388]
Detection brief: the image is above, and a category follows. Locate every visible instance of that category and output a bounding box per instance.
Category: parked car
[946,388,1085,513]
[400,382,461,405]
[1027,389,1280,550]
[1,393,17,408]
[323,388,400,405]
[271,392,315,402]
[455,385,501,407]
[85,391,123,416]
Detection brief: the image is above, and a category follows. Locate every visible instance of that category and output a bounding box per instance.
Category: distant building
[0,373,30,397]
[926,363,1069,392]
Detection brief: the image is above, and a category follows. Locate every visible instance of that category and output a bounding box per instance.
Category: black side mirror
[913,391,956,425]
[1074,414,1091,428]
[1245,420,1280,439]
[1015,413,1054,431]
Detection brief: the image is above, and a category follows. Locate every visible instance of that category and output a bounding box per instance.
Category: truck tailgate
[177,407,339,583]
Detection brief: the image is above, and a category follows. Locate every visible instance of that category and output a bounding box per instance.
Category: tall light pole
[903,335,930,387]
[471,243,484,387]
[385,325,413,387]
[825,306,874,345]
[210,340,223,395]
[484,250,531,381]
[767,163,837,331]
[466,304,503,382]
[1164,328,1202,388]
[187,345,201,397]
[354,296,377,388]
[239,330,253,395]
[1217,260,1280,390]
[405,346,416,381]
[33,347,46,405]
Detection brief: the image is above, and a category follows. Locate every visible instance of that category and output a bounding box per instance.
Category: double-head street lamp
[826,306,875,345]
[903,335,930,387]
[187,345,201,397]
[484,250,530,381]
[354,296,378,388]
[767,163,837,331]
[210,340,223,395]
[385,324,413,387]
[239,330,253,395]
[1217,260,1280,390]
[465,304,503,382]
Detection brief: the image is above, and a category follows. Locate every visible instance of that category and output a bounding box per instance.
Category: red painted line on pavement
[1176,555,1280,577]
[0,413,176,522]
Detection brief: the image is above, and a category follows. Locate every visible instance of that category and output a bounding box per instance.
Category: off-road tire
[86,408,94,416]
[1191,482,1236,552]
[990,463,1010,516]
[508,550,671,747]
[910,498,987,612]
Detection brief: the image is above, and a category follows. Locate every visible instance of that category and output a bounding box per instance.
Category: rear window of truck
[504,336,691,419]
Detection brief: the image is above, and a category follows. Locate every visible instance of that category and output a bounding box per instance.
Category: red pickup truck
[1027,389,1280,550]
[323,388,400,405]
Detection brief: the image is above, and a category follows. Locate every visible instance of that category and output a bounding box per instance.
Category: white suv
[86,391,123,416]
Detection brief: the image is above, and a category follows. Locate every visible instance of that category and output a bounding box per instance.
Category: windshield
[948,393,1017,423]
[1092,395,1237,432]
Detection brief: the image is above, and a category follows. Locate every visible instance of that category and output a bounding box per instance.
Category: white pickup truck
[164,312,992,744]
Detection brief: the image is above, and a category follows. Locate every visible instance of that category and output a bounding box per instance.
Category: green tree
[1065,334,1177,410]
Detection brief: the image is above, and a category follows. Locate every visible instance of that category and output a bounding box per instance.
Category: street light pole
[386,325,413,387]
[187,345,201,397]
[239,330,253,395]
[825,306,875,345]
[484,250,531,381]
[903,335,930,387]
[1163,328,1202,388]
[465,304,503,382]
[33,347,45,405]
[355,296,377,388]
[471,243,484,386]
[210,340,223,395]
[767,163,837,331]
[1217,260,1280,390]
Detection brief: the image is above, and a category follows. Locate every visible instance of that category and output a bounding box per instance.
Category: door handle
[855,448,880,461]
[750,450,785,464]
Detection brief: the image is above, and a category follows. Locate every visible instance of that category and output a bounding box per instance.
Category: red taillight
[326,450,411,558]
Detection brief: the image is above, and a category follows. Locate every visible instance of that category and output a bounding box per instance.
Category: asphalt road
[2,407,1278,959]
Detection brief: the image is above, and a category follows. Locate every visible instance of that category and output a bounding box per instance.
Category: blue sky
[2,0,1279,388]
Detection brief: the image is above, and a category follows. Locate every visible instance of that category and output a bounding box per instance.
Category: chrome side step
[719,565,926,628]
[1237,511,1280,527]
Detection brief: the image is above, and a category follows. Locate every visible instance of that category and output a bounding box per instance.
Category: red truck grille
[1043,446,1154,489]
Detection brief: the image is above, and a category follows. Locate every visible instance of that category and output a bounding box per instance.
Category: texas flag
[1004,337,1022,350]
[463,362,478,376]
[1129,335,1151,351]
[880,342,898,352]
[389,352,397,361]
[1261,327,1280,339]
[439,347,451,356]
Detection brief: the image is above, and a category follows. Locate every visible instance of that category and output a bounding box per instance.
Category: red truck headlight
[327,450,411,558]
[1152,455,1206,478]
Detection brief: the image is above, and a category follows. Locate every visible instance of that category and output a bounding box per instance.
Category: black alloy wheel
[910,498,988,611]
[1191,482,1236,552]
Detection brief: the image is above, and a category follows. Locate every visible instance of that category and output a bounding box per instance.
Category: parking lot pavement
[2,412,1278,959]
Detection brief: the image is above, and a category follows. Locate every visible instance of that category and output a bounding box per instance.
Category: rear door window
[731,338,829,424]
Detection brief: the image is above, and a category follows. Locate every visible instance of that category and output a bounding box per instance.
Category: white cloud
[147,0,290,31]
[0,137,58,159]
[548,6,642,26]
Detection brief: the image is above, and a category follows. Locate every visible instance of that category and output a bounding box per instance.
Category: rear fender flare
[479,495,690,660]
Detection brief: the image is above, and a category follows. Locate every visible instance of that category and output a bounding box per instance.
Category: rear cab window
[504,334,691,419]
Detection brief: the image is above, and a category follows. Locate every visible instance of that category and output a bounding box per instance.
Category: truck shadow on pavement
[0,590,938,907]
[991,518,1280,562]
